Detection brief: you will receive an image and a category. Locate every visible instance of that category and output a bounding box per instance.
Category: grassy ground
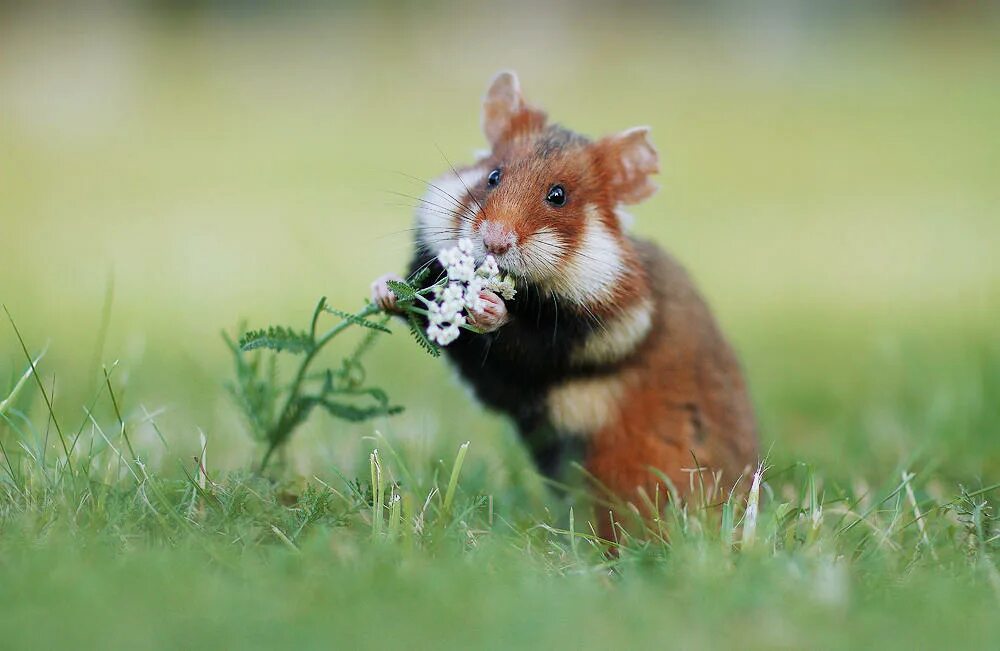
[0,399,998,650]
[2,6,1000,650]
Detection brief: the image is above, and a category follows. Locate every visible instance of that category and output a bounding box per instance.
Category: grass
[2,6,1000,650]
[1,323,999,650]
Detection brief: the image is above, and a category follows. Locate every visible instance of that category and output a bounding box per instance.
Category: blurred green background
[1,1,998,483]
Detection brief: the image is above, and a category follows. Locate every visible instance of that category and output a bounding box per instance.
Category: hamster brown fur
[374,71,758,542]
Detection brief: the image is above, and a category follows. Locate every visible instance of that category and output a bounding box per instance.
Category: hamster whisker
[532,239,638,292]
[389,202,472,225]
[423,184,479,219]
[376,226,458,237]
[550,294,560,344]
[435,144,489,222]
[393,170,479,219]
[409,255,446,283]
[419,237,467,249]
[520,248,566,285]
[579,302,609,334]
[385,200,459,216]
[529,238,612,268]
[384,191,476,224]
[374,227,445,241]
[520,246,610,333]
[387,187,475,218]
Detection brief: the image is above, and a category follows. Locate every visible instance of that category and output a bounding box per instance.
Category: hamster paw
[469,290,509,333]
[371,273,404,312]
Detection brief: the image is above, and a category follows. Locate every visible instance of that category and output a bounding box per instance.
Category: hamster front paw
[468,290,509,333]
[371,273,404,312]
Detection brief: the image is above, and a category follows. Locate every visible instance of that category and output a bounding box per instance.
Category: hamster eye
[487,168,502,187]
[545,185,566,206]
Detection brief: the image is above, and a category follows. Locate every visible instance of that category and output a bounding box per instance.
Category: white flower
[476,255,500,279]
[442,283,465,304]
[438,238,478,283]
[488,275,517,301]
[431,323,461,346]
[464,277,486,312]
[427,301,445,325]
[466,276,485,294]
[437,248,462,269]
[451,260,476,283]
[425,239,516,347]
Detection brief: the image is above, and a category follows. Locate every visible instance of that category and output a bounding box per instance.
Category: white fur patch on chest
[416,167,485,254]
[547,375,625,436]
[571,297,654,366]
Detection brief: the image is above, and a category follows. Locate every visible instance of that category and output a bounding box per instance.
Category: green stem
[258,302,382,473]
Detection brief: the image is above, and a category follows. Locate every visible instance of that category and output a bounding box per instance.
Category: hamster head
[423,71,660,306]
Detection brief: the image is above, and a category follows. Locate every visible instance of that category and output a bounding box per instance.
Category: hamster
[373,71,758,541]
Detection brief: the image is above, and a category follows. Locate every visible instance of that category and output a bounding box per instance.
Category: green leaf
[239,326,314,354]
[223,329,283,441]
[406,312,441,358]
[386,280,418,303]
[310,397,404,422]
[344,317,387,369]
[409,266,431,287]
[322,307,392,333]
[345,386,390,404]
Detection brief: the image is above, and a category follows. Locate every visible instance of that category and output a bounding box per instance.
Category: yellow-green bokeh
[2,4,998,478]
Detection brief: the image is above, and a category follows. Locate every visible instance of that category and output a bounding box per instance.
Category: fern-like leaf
[341,386,390,404]
[240,326,314,354]
[406,312,440,358]
[223,330,281,440]
[315,399,403,422]
[345,316,388,368]
[408,266,431,287]
[322,307,392,333]
[386,280,418,304]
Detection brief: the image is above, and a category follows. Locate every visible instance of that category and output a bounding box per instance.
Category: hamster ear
[481,71,547,147]
[598,126,660,205]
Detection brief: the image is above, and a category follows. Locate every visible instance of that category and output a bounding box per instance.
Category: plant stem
[258,302,382,473]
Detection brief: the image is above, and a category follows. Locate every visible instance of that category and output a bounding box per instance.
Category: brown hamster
[373,71,758,541]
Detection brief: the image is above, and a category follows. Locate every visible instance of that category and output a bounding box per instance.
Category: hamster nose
[484,238,512,256]
[481,222,515,256]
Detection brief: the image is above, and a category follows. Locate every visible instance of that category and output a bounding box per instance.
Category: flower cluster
[425,238,516,346]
